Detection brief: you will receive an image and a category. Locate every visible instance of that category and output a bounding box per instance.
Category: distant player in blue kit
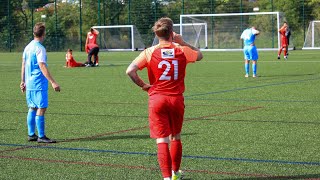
[20,22,60,143]
[240,27,260,78]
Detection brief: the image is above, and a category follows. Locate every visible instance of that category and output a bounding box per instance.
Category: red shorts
[148,94,184,138]
[67,60,83,67]
[281,38,288,47]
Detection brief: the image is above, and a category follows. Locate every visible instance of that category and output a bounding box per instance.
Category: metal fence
[0,0,314,52]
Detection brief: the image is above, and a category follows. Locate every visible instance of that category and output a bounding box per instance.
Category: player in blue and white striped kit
[20,22,61,143]
[240,27,260,78]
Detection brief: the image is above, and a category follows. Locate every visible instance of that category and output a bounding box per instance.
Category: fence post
[8,0,11,52]
[31,0,34,40]
[128,0,131,24]
[182,0,184,14]
[55,0,58,51]
[79,0,82,51]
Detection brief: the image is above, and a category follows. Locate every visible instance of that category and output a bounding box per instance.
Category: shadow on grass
[74,134,150,142]
[259,73,318,78]
[0,128,16,131]
[227,173,320,179]
[59,133,197,142]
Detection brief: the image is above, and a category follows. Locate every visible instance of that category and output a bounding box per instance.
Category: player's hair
[33,22,46,38]
[152,17,173,40]
[67,49,72,52]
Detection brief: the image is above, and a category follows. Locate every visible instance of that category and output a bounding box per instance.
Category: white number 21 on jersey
[158,60,178,80]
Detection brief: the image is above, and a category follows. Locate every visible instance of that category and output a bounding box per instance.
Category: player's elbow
[196,51,203,61]
[126,67,135,76]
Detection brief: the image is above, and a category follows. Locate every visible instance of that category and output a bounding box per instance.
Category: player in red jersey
[85,27,99,67]
[65,49,85,68]
[126,17,203,180]
[277,22,289,60]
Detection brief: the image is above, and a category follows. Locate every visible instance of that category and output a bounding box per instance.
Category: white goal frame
[152,23,208,48]
[303,21,320,50]
[92,25,145,51]
[180,12,281,51]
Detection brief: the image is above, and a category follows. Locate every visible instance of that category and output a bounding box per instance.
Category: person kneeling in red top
[65,49,85,68]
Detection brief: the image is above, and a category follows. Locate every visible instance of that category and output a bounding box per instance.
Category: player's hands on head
[20,82,26,93]
[173,32,184,45]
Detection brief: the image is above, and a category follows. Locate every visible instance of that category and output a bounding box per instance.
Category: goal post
[180,12,284,51]
[92,25,145,51]
[303,21,320,50]
[152,23,208,48]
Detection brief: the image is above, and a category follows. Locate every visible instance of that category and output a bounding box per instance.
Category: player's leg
[36,108,46,139]
[156,137,172,180]
[277,47,282,59]
[169,95,184,180]
[34,90,56,143]
[149,95,172,179]
[26,91,38,141]
[27,108,37,141]
[252,60,257,77]
[92,47,99,65]
[86,49,94,66]
[171,134,183,180]
[251,46,258,77]
[243,47,250,77]
[283,44,288,60]
[245,59,250,77]
[95,47,99,66]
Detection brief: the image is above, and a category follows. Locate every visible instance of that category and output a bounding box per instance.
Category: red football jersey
[279,26,288,45]
[87,32,98,49]
[133,43,198,96]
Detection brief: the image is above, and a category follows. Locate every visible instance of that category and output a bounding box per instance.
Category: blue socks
[245,63,257,76]
[252,64,257,75]
[27,109,36,136]
[245,63,249,75]
[35,115,45,138]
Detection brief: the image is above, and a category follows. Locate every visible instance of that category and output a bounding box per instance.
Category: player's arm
[92,28,99,35]
[20,58,26,93]
[39,62,60,92]
[254,30,260,36]
[278,25,287,32]
[85,33,89,53]
[126,62,151,92]
[173,32,203,61]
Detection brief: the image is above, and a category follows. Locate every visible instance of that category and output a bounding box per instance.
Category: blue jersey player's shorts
[243,45,258,61]
[26,90,48,108]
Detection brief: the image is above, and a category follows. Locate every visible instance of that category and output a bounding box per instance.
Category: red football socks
[157,143,172,178]
[170,140,182,172]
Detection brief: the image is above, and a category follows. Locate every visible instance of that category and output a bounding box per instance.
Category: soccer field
[0,50,319,179]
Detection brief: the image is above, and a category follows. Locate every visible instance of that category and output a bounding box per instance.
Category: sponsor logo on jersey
[161,49,174,58]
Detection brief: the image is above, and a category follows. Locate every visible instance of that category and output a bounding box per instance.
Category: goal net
[152,23,208,48]
[303,21,320,50]
[92,25,145,51]
[180,12,286,51]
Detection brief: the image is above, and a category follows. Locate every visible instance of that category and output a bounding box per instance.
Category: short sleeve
[22,50,26,62]
[180,46,198,63]
[132,50,148,70]
[36,46,47,64]
[252,29,259,35]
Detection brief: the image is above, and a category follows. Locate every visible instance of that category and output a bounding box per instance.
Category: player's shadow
[0,128,16,131]
[260,73,317,78]
[225,173,320,180]
[97,64,128,67]
[59,133,196,142]
[79,134,150,142]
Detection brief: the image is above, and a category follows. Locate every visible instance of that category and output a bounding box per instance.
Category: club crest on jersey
[161,49,174,58]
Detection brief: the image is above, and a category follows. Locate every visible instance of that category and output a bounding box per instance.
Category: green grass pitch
[0,50,319,179]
